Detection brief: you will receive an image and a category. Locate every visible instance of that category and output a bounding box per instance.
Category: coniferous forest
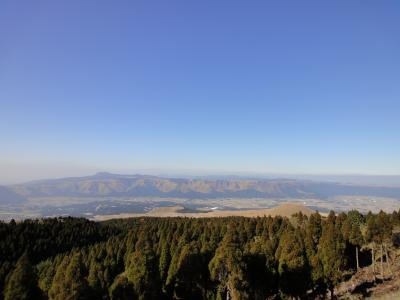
[1,210,400,300]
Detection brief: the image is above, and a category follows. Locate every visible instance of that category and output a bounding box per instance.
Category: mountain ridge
[0,186,27,205]
[8,173,400,200]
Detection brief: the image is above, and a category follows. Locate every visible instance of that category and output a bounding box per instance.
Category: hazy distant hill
[9,172,400,200]
[0,186,27,205]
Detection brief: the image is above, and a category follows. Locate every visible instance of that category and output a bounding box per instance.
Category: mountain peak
[93,172,114,178]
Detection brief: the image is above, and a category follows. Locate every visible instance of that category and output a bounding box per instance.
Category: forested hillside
[1,209,400,300]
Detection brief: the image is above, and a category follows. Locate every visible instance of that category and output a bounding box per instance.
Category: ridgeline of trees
[1,209,400,300]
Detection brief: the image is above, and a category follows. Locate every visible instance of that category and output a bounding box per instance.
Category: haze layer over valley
[1,172,400,220]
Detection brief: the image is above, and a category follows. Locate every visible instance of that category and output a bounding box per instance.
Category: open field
[92,202,315,220]
[1,194,399,221]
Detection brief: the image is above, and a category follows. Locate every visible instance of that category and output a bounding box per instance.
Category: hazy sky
[1,1,400,183]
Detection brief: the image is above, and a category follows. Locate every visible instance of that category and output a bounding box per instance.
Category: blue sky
[1,1,399,183]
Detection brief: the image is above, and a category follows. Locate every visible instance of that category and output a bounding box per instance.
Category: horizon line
[4,171,400,186]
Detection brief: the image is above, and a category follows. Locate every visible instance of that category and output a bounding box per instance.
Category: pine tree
[304,212,326,297]
[366,214,378,277]
[375,211,393,278]
[209,225,249,300]
[317,211,346,298]
[346,210,365,270]
[87,261,106,298]
[166,241,205,299]
[349,223,364,270]
[4,254,41,300]
[48,253,90,300]
[159,242,171,286]
[126,234,162,300]
[366,212,393,279]
[109,274,136,300]
[246,235,278,300]
[276,227,309,299]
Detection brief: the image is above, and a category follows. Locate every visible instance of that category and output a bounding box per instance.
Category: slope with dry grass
[93,202,314,220]
[337,247,400,299]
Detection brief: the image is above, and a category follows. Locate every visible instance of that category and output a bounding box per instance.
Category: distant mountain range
[0,186,27,205]
[7,172,400,200]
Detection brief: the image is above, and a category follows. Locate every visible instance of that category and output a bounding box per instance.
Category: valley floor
[92,202,315,220]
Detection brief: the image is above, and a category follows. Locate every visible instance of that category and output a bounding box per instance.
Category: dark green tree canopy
[0,209,397,300]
